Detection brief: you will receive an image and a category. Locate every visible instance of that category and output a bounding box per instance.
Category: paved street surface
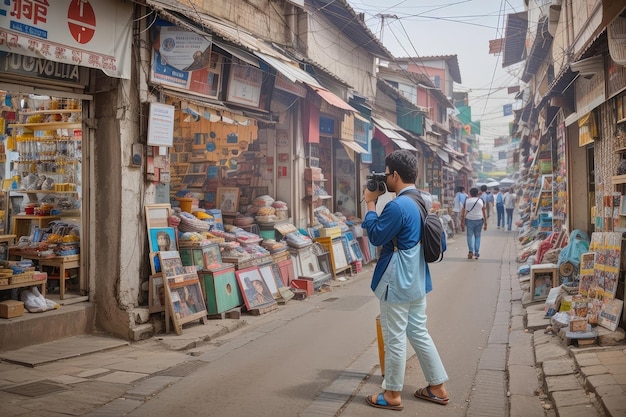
[0,219,625,416]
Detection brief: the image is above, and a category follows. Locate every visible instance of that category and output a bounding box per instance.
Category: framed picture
[149,251,161,274]
[530,266,558,302]
[145,204,171,229]
[620,195,626,216]
[297,248,320,277]
[258,264,279,298]
[216,187,240,215]
[158,250,186,278]
[598,295,624,331]
[317,252,331,275]
[149,227,177,253]
[182,173,206,188]
[332,238,348,270]
[165,273,208,335]
[179,247,206,271]
[580,252,595,275]
[189,161,207,174]
[202,243,222,269]
[235,266,277,310]
[148,274,165,313]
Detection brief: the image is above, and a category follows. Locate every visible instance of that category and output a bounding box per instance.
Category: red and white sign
[0,0,132,79]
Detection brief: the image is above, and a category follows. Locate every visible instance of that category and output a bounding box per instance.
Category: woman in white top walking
[460,187,488,259]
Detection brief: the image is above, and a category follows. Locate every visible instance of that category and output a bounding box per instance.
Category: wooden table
[10,250,79,299]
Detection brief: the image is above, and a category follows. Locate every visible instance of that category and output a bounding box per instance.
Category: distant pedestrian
[461,187,487,259]
[479,184,491,218]
[452,186,467,234]
[494,187,505,229]
[503,188,517,231]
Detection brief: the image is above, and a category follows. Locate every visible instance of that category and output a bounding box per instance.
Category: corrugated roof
[394,55,461,84]
[503,12,528,68]
[522,16,553,83]
[306,0,393,60]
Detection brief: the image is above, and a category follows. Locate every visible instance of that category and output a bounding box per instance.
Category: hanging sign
[0,0,132,79]
[147,103,175,147]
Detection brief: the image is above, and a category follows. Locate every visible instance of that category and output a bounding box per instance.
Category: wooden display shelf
[19,109,82,115]
[611,175,626,185]
[0,277,47,297]
[8,122,82,130]
[11,190,77,194]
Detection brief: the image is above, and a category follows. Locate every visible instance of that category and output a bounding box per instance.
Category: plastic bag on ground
[20,289,47,313]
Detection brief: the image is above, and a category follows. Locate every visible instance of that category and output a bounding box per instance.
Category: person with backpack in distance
[494,186,505,229]
[452,186,466,234]
[361,150,449,411]
[460,187,487,259]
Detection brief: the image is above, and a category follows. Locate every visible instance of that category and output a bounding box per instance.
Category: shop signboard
[226,58,262,108]
[150,20,222,99]
[0,0,132,79]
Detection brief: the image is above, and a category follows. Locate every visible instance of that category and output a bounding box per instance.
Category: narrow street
[125,220,512,417]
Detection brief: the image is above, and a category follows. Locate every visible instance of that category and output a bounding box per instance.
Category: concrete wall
[303,12,376,101]
[194,0,292,47]
[91,71,144,339]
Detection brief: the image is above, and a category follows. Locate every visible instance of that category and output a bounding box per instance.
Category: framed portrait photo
[149,227,177,253]
[235,266,277,310]
[216,187,240,215]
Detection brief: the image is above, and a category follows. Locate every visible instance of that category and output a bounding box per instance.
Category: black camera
[366,172,387,193]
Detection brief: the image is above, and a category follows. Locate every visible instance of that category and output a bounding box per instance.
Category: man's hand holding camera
[363,172,387,206]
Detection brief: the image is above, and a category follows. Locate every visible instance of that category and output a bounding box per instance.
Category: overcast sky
[350,0,525,144]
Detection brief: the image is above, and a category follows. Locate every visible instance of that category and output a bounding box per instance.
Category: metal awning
[392,139,418,151]
[309,86,356,112]
[340,140,367,154]
[254,51,321,87]
[436,147,449,163]
[371,116,419,152]
[449,159,464,171]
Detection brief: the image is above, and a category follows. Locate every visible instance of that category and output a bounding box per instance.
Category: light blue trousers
[379,296,448,392]
[465,218,484,255]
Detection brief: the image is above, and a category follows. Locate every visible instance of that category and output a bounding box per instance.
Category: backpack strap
[391,189,426,249]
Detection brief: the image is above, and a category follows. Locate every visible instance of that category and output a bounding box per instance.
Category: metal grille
[2,380,68,397]
[156,361,207,377]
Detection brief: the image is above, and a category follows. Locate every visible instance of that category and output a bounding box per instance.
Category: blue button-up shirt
[361,186,432,302]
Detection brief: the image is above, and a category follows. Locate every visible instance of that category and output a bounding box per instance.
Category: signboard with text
[0,0,132,79]
[149,21,223,99]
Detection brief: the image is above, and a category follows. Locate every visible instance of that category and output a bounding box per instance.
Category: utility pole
[376,14,397,43]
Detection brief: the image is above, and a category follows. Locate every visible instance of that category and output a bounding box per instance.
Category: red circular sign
[67,0,96,44]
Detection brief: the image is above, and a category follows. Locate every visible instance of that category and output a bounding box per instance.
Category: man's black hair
[385,150,418,183]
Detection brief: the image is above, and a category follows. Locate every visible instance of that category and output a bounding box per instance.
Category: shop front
[0,0,134,348]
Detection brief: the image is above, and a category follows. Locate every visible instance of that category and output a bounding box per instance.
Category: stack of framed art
[158,250,208,335]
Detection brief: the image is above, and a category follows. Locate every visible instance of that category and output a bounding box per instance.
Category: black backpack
[397,189,446,263]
